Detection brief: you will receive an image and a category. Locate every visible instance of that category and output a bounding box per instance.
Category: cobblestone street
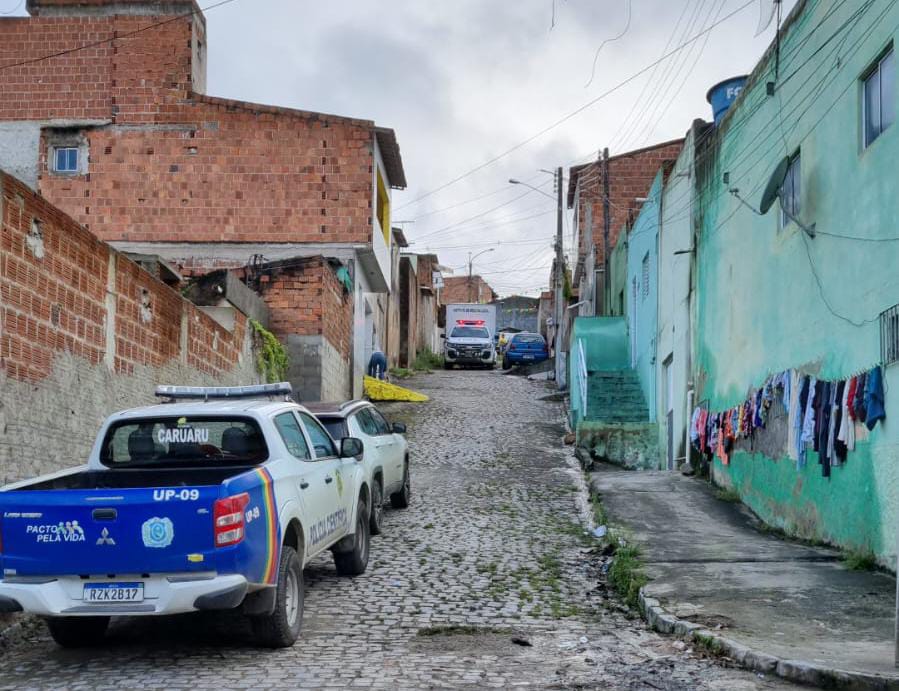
[0,371,791,689]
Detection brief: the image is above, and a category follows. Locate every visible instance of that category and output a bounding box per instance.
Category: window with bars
[882,303,899,366]
[641,252,650,302]
[863,47,895,149]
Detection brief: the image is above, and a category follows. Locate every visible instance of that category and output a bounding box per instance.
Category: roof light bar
[155,383,293,401]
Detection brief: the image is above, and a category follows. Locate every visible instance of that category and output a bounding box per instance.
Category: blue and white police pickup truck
[0,383,372,649]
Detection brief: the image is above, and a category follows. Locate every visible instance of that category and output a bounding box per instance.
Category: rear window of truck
[100,416,268,468]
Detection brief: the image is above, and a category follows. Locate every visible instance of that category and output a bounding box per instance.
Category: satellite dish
[759,156,790,215]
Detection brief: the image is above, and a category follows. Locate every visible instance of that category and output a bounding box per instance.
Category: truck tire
[334,498,370,577]
[250,545,303,648]
[444,362,453,370]
[370,480,384,536]
[45,616,109,648]
[390,459,411,509]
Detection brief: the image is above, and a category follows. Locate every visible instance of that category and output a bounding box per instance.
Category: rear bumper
[505,353,548,365]
[0,573,248,617]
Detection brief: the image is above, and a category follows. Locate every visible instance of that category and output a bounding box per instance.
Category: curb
[638,592,899,690]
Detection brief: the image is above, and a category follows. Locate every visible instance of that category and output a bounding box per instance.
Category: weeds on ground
[607,544,648,609]
[714,487,742,503]
[843,549,878,571]
[417,625,508,637]
[412,348,444,371]
[389,367,415,379]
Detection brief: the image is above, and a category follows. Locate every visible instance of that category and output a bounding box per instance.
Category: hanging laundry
[787,370,800,461]
[854,371,868,423]
[800,376,817,468]
[832,380,847,464]
[845,376,858,421]
[865,366,886,430]
[816,381,832,478]
[690,407,701,447]
[837,378,856,453]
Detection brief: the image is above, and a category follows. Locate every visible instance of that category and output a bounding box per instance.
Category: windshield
[450,326,489,339]
[100,416,268,468]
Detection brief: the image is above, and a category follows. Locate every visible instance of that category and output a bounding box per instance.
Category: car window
[368,407,391,435]
[100,416,268,468]
[354,408,380,436]
[298,412,338,459]
[318,416,348,442]
[513,334,544,345]
[274,412,312,460]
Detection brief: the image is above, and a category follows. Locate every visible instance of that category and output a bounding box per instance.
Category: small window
[298,412,338,459]
[780,152,801,228]
[641,253,650,302]
[368,407,391,435]
[355,409,380,436]
[863,48,895,148]
[882,303,899,366]
[274,412,311,460]
[318,416,348,442]
[53,147,79,174]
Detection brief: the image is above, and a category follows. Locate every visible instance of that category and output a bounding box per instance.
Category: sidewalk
[590,464,899,689]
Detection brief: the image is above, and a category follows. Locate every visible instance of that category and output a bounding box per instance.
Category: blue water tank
[706,75,748,125]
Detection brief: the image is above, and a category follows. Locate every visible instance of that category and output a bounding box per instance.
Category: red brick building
[0,0,407,398]
[441,275,496,305]
[567,139,683,315]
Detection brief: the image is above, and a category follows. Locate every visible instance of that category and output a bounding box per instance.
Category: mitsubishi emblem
[96,528,116,546]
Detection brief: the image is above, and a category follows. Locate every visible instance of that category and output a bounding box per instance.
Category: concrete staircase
[586,370,650,423]
[577,368,659,471]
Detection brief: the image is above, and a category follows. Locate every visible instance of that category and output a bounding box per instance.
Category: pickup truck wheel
[250,545,303,648]
[334,499,370,577]
[444,362,452,370]
[370,480,384,536]
[45,616,109,648]
[390,461,411,509]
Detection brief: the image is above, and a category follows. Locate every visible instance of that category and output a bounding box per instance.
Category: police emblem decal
[142,517,174,548]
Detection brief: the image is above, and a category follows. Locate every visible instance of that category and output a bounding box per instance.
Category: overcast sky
[10,0,795,296]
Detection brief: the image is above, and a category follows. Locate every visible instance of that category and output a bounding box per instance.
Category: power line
[583,0,632,88]
[0,0,240,72]
[394,0,757,212]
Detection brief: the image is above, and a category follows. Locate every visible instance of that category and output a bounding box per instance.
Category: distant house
[441,275,497,304]
[492,295,539,333]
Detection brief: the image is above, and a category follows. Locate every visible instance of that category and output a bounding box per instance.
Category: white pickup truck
[0,383,371,649]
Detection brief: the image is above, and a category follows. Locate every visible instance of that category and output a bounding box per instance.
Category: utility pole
[602,147,610,316]
[468,251,473,303]
[554,165,565,389]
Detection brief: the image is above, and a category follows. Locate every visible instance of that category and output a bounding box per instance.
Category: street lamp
[468,247,495,303]
[508,179,557,201]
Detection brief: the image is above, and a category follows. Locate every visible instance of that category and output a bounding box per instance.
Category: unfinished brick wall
[260,257,351,360]
[570,139,684,269]
[0,170,259,482]
[37,99,376,244]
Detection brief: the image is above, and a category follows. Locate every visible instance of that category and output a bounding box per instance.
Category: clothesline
[690,366,886,478]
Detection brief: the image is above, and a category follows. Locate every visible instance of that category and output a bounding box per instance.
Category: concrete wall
[694,0,899,565]
[285,334,350,403]
[626,171,664,423]
[494,296,539,332]
[0,122,41,188]
[656,127,699,468]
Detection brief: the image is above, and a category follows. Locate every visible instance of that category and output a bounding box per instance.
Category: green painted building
[693,0,899,565]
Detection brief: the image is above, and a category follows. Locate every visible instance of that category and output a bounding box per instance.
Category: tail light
[214,493,250,547]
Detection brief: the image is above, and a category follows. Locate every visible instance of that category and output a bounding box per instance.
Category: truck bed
[12,466,254,491]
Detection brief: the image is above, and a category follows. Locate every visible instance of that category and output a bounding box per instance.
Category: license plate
[84,582,144,603]
[522,354,535,360]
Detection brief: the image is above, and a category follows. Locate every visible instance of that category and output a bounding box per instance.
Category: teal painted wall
[695,0,899,565]
[569,317,630,426]
[607,229,628,317]
[627,171,664,424]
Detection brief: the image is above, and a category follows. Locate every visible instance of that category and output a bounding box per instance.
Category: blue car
[502,332,549,369]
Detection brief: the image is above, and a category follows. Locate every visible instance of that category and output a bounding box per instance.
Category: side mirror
[440,334,446,339]
[392,422,407,434]
[340,437,364,459]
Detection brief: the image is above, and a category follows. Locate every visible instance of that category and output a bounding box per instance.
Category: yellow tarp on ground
[364,375,429,402]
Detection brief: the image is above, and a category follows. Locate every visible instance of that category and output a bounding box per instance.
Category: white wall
[656,129,695,469]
